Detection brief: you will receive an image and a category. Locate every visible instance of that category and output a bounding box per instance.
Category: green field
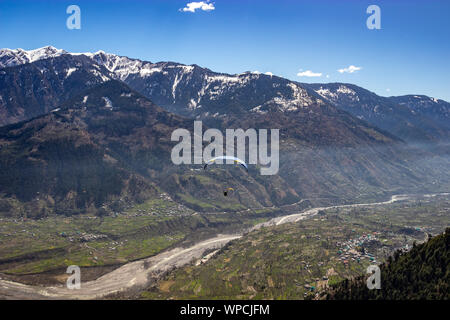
[0,193,277,279]
[0,195,193,275]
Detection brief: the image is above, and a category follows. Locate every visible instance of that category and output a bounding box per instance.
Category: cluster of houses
[129,205,188,217]
[60,231,107,242]
[336,232,380,265]
[126,193,191,217]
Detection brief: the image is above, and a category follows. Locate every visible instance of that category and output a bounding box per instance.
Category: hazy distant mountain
[389,95,450,131]
[305,83,450,142]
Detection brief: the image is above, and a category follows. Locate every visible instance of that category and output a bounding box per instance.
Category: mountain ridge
[0,47,449,217]
[1,46,449,144]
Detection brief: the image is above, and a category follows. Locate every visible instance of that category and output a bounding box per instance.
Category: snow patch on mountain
[337,85,357,95]
[314,85,360,104]
[288,83,315,106]
[139,67,162,77]
[188,99,199,110]
[103,97,113,109]
[205,74,242,84]
[65,68,77,78]
[250,105,267,114]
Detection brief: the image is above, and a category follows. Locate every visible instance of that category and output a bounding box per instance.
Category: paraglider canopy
[203,156,247,197]
[223,187,234,197]
[203,156,248,171]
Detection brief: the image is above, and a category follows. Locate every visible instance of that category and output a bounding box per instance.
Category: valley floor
[0,192,448,299]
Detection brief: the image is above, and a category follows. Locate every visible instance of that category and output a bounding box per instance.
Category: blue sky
[1,0,449,100]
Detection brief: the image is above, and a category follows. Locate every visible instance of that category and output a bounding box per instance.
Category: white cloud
[338,65,362,74]
[265,72,273,76]
[297,70,322,77]
[386,88,391,92]
[326,74,330,79]
[180,1,215,13]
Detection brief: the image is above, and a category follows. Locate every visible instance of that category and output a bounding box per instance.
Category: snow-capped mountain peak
[0,46,149,81]
[0,46,67,68]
